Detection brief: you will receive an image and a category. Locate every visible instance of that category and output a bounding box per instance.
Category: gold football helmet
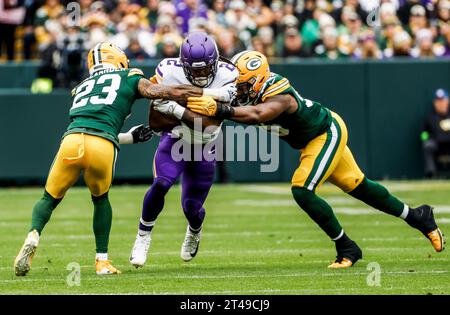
[231,50,270,105]
[87,42,129,75]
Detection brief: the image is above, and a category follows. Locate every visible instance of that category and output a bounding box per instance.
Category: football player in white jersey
[130,31,238,267]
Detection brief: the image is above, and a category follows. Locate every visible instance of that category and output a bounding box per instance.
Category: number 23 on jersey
[71,74,122,109]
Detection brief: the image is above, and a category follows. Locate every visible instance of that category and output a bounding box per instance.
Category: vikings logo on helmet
[180,31,219,87]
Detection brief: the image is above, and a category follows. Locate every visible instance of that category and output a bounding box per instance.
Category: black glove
[130,124,153,143]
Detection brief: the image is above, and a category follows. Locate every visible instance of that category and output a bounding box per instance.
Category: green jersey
[255,73,332,149]
[64,68,145,148]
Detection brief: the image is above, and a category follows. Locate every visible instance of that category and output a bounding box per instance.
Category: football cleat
[14,230,40,276]
[180,226,201,262]
[405,205,445,252]
[95,259,121,275]
[328,238,362,269]
[129,233,151,268]
[328,258,354,269]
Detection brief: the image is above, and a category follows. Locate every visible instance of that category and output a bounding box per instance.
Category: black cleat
[329,236,362,269]
[405,205,445,252]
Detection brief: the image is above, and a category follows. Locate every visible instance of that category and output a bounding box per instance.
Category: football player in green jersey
[187,50,444,268]
[14,42,233,276]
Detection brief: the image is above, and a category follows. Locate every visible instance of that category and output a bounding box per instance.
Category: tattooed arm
[138,78,236,103]
[138,78,202,102]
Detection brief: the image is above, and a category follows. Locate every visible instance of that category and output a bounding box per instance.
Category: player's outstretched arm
[187,94,294,124]
[118,125,153,144]
[138,78,234,103]
[152,100,221,132]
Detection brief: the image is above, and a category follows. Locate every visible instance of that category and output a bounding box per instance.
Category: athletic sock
[139,178,172,231]
[30,190,62,234]
[92,192,112,254]
[189,225,202,234]
[138,218,155,235]
[96,253,108,261]
[349,177,407,217]
[292,186,343,239]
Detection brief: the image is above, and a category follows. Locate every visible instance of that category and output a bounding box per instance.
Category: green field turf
[0,181,449,295]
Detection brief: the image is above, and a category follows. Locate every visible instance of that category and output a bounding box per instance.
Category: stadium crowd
[1,0,449,63]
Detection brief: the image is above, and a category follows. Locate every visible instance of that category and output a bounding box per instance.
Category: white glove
[203,84,237,103]
[152,99,185,119]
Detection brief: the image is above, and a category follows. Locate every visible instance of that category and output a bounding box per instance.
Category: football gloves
[130,124,153,143]
[187,96,235,119]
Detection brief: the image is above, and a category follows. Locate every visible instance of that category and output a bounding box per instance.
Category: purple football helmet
[180,31,219,87]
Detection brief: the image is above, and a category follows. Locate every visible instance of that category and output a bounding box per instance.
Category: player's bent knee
[291,186,316,208]
[152,177,174,194]
[337,175,365,193]
[182,198,203,214]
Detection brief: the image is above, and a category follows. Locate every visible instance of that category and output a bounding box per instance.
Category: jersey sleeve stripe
[262,78,288,96]
[156,66,163,77]
[261,81,290,101]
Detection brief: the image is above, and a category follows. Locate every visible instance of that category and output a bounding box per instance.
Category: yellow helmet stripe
[93,42,102,65]
[231,50,251,65]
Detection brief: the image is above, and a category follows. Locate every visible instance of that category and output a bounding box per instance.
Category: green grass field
[0,181,449,295]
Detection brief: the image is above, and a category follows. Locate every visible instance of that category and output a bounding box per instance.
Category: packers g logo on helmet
[231,51,270,105]
[87,42,129,75]
[246,58,262,71]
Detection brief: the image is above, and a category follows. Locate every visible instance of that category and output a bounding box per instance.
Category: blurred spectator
[139,0,160,31]
[411,28,442,57]
[0,0,25,60]
[353,30,383,59]
[156,34,179,58]
[280,28,310,58]
[257,26,275,57]
[245,0,274,29]
[314,27,349,59]
[2,0,450,61]
[125,37,151,59]
[208,0,228,31]
[153,14,183,48]
[225,0,257,45]
[391,30,413,57]
[422,89,450,178]
[338,9,365,56]
[33,0,64,51]
[407,5,429,37]
[216,29,241,58]
[176,0,208,35]
[111,13,156,57]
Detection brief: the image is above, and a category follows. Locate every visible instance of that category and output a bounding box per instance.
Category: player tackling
[129,32,238,267]
[186,50,445,268]
[13,42,231,276]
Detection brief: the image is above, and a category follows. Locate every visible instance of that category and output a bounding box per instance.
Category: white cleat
[14,230,40,276]
[180,226,201,262]
[129,233,151,268]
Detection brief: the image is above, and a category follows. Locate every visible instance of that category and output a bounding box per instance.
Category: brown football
[148,101,181,132]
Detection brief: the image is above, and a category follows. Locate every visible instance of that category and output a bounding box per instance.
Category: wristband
[173,104,186,120]
[215,104,234,119]
[118,132,134,144]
